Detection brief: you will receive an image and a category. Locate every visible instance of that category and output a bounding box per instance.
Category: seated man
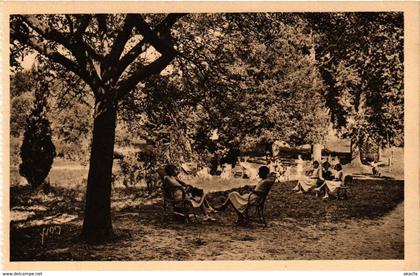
[215,166,275,224]
[163,164,216,221]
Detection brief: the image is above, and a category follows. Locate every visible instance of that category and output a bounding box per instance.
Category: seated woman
[314,161,334,197]
[292,160,324,193]
[215,166,275,224]
[322,161,334,180]
[295,154,304,178]
[317,163,344,199]
[163,164,216,221]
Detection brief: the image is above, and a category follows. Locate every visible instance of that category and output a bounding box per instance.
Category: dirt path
[184,202,404,260]
[271,202,404,260]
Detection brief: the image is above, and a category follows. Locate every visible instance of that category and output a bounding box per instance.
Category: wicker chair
[335,174,353,199]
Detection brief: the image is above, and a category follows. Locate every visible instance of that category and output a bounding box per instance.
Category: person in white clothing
[295,154,304,178]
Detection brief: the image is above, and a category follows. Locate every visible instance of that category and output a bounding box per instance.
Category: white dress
[325,170,344,194]
[295,157,303,177]
[228,178,274,213]
[295,167,322,192]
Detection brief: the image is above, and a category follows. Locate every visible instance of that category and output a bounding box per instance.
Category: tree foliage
[191,14,329,153]
[10,67,93,163]
[10,91,34,138]
[118,13,331,168]
[306,12,404,149]
[10,69,36,137]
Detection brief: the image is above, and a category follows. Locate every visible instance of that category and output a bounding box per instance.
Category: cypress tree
[19,77,56,189]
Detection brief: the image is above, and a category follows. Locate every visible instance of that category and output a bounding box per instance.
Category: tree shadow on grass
[207,178,404,224]
[132,177,404,229]
[10,177,404,261]
[270,178,403,222]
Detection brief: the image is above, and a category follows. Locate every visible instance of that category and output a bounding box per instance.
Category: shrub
[114,148,160,193]
[19,81,56,189]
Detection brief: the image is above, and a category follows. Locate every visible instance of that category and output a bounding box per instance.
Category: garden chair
[156,167,197,222]
[335,174,353,200]
[243,177,276,227]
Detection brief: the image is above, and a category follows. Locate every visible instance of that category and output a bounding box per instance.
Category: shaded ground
[10,177,404,261]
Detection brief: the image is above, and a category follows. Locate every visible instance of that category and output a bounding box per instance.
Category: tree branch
[12,30,72,74]
[75,14,92,35]
[156,13,187,33]
[118,13,185,75]
[113,14,186,94]
[106,14,138,64]
[72,15,103,62]
[21,15,106,91]
[113,39,148,80]
[116,52,176,100]
[20,15,72,49]
[65,15,74,33]
[177,52,207,79]
[132,15,174,56]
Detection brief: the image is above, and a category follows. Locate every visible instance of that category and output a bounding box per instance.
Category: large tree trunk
[312,143,322,161]
[377,146,382,162]
[81,95,117,243]
[389,147,394,172]
[387,134,392,170]
[350,138,363,166]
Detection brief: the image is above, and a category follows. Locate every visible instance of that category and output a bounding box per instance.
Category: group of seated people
[162,164,275,224]
[292,160,344,199]
[162,159,344,224]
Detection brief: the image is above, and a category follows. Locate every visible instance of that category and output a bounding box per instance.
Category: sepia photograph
[3,2,418,269]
